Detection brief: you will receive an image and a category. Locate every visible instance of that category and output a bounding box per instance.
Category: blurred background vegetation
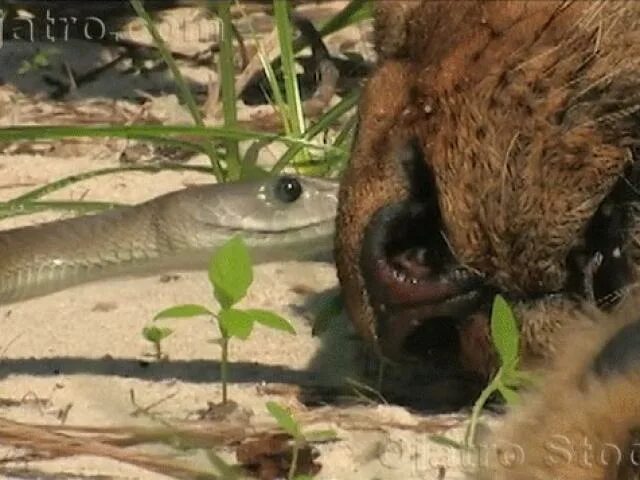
[0,0,373,218]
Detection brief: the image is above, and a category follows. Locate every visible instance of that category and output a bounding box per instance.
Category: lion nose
[359,200,495,361]
[360,200,486,309]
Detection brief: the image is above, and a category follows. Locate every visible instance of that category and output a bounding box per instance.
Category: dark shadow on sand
[0,356,318,385]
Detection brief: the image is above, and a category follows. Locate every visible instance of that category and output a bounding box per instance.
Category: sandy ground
[0,152,474,480]
[0,3,481,479]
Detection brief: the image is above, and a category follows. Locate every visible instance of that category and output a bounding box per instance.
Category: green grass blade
[128,0,224,180]
[235,1,291,133]
[117,135,209,154]
[6,164,213,204]
[318,0,373,37]
[216,0,241,180]
[290,0,373,55]
[128,0,201,124]
[327,112,358,173]
[0,125,339,152]
[334,112,358,149]
[273,0,305,137]
[271,88,359,174]
[0,200,124,220]
[1,131,209,156]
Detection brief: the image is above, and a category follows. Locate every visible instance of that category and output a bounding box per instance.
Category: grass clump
[0,0,369,221]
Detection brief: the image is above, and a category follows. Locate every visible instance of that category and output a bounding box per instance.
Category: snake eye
[274,176,303,203]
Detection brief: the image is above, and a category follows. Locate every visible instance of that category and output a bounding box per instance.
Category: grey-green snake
[0,175,338,305]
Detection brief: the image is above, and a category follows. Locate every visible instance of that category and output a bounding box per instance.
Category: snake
[0,175,339,305]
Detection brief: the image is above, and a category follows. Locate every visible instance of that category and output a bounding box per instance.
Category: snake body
[0,175,338,305]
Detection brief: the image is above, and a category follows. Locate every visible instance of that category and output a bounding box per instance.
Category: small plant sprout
[431,294,535,452]
[266,401,337,480]
[141,325,173,360]
[464,294,535,448]
[153,235,296,404]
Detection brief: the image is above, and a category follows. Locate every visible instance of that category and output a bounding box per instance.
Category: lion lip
[374,289,488,360]
[365,251,496,373]
[371,256,485,307]
[359,200,496,375]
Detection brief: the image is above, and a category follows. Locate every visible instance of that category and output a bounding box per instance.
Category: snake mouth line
[212,219,335,235]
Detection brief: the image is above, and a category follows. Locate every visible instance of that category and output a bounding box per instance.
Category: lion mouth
[359,192,639,388]
[360,201,498,381]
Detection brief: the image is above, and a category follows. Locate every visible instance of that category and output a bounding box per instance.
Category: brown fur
[336,0,640,358]
[478,296,640,479]
[335,1,640,478]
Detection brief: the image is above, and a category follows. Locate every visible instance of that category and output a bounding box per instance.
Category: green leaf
[490,295,520,367]
[209,236,253,309]
[245,309,296,334]
[153,304,212,320]
[497,383,521,405]
[142,325,173,343]
[218,309,255,340]
[502,370,539,389]
[318,0,373,38]
[266,401,301,439]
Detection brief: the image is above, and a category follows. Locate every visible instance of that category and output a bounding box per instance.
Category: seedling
[266,401,336,480]
[141,325,173,360]
[430,294,536,451]
[464,294,536,447]
[153,235,295,404]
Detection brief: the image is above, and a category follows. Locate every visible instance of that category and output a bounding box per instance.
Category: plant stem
[220,335,229,404]
[465,367,503,448]
[288,438,300,480]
